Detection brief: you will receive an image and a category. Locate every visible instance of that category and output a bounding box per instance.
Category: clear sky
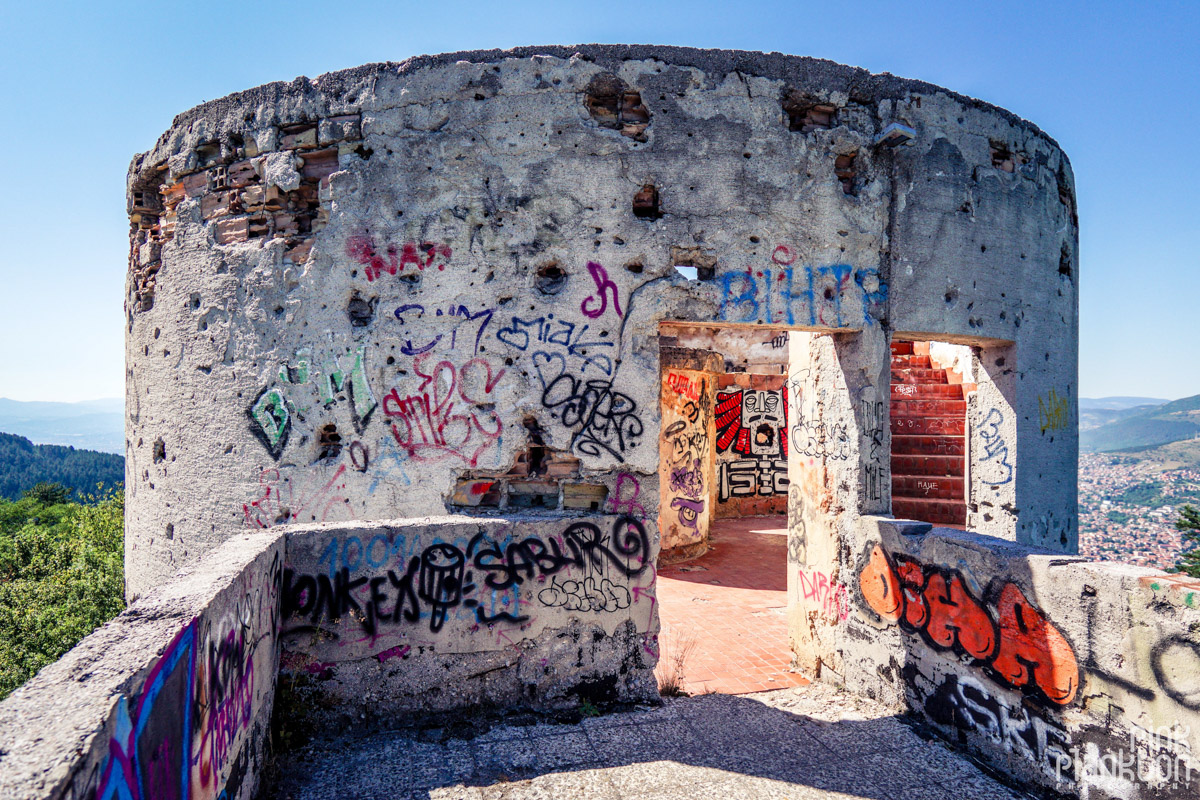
[0,0,1196,402]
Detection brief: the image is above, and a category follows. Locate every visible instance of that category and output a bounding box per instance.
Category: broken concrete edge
[837,514,1200,798]
[275,514,660,736]
[130,43,1068,186]
[0,531,285,800]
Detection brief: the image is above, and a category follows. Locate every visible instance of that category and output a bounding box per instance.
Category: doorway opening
[889,339,972,527]
[653,323,807,695]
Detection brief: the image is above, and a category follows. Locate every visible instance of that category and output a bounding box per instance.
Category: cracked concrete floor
[271,683,1032,799]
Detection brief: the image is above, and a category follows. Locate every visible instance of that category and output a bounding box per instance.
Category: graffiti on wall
[393,303,495,357]
[494,313,615,375]
[346,234,452,282]
[283,516,652,637]
[243,466,349,528]
[248,345,378,460]
[859,544,1079,705]
[718,246,888,327]
[96,623,196,800]
[1038,389,1069,434]
[977,408,1013,486]
[797,567,850,622]
[714,388,789,502]
[660,369,712,541]
[537,355,643,461]
[382,352,505,467]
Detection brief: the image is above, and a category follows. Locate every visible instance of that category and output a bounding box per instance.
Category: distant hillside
[1079,396,1169,411]
[1081,394,1200,453]
[0,432,124,500]
[0,398,123,454]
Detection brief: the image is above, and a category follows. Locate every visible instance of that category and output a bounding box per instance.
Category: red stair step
[893,474,964,501]
[891,435,965,457]
[890,341,915,355]
[891,454,965,477]
[891,368,949,384]
[892,497,967,526]
[891,416,965,436]
[892,399,967,417]
[891,384,964,400]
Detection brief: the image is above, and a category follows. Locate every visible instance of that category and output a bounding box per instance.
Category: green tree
[1173,505,1200,578]
[0,486,125,699]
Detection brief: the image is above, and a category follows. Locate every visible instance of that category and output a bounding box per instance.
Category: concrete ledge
[277,514,659,730]
[0,531,285,800]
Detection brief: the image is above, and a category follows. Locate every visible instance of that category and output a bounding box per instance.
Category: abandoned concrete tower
[2,45,1198,800]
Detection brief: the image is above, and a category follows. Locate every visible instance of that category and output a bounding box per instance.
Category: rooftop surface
[270,683,1031,799]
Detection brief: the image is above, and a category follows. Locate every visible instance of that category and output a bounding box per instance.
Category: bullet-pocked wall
[125,45,1077,600]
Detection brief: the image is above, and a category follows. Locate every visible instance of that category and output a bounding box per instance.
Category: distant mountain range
[0,398,123,454]
[1081,394,1200,454]
[0,432,124,501]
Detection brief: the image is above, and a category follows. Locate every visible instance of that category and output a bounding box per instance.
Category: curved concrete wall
[124,45,1077,601]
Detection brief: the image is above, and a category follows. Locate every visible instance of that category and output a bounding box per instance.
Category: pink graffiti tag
[243,465,348,528]
[798,568,851,622]
[581,261,623,319]
[607,471,646,518]
[383,353,505,467]
[347,234,452,282]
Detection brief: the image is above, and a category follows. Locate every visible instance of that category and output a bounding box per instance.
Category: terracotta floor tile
[655,516,808,698]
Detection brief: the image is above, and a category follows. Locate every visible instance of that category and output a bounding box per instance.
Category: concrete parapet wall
[277,514,658,730]
[0,532,284,800]
[825,516,1200,799]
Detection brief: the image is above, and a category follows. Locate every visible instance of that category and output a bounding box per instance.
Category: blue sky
[0,0,1196,402]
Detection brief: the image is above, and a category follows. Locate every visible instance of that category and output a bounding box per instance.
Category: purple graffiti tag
[581,261,623,319]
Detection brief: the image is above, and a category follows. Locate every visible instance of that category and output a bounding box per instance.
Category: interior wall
[713,372,789,518]
[658,356,717,555]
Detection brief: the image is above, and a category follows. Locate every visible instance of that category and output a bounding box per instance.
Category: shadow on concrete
[268,690,1027,800]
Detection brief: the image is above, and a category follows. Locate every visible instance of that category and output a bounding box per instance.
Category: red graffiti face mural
[859,544,1079,706]
[715,389,789,458]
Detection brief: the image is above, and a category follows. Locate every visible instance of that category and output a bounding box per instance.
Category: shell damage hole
[632,183,661,219]
[835,152,858,195]
[535,261,567,295]
[671,245,717,281]
[1059,244,1073,280]
[782,90,836,133]
[348,291,377,327]
[152,437,166,464]
[584,73,651,141]
[318,424,343,460]
[990,141,1027,173]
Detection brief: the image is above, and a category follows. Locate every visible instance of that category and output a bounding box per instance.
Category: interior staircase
[889,341,968,526]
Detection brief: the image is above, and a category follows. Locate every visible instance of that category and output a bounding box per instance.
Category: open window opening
[653,323,807,696]
[889,339,973,528]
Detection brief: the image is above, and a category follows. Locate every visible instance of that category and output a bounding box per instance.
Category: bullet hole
[613,236,625,246]
[1059,244,1073,279]
[386,356,395,365]
[782,90,836,132]
[584,73,651,141]
[189,293,201,310]
[632,184,661,219]
[505,357,514,366]
[154,328,161,339]
[625,261,644,274]
[165,523,174,540]
[348,292,378,327]
[980,245,987,253]
[318,424,343,460]
[354,144,374,161]
[944,289,958,305]
[274,306,286,318]
[153,438,166,464]
[995,356,1006,367]
[224,445,234,454]
[823,287,835,300]
[959,201,973,214]
[999,311,1007,320]
[749,236,760,243]
[535,262,567,295]
[834,152,858,195]
[743,152,752,159]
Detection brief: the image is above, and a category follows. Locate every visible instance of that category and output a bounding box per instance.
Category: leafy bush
[0,484,124,699]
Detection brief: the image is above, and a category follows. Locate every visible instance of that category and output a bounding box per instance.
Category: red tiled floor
[653,516,809,696]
